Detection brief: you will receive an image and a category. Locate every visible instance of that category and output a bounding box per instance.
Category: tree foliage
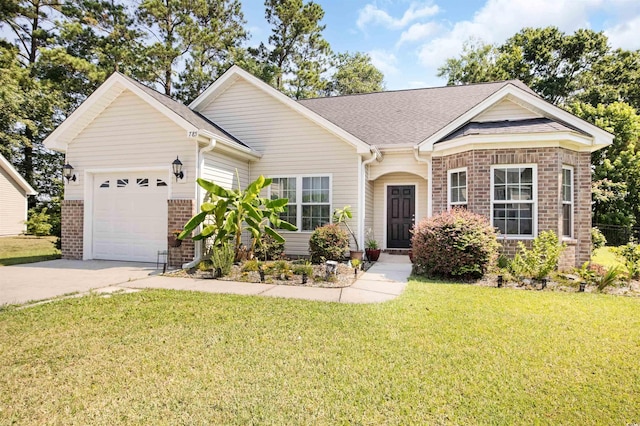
[439,27,609,106]
[263,0,331,98]
[326,52,384,96]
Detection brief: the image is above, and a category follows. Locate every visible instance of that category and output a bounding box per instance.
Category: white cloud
[357,2,440,30]
[605,15,640,50]
[397,22,441,46]
[417,0,600,72]
[369,49,400,76]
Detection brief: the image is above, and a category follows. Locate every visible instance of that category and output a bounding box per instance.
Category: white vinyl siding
[64,89,196,201]
[372,172,428,249]
[0,167,28,236]
[201,150,249,192]
[474,98,542,122]
[448,167,468,209]
[199,79,359,255]
[491,165,537,237]
[562,166,574,238]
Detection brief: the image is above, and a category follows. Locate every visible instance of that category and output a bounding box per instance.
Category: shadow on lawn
[0,253,61,267]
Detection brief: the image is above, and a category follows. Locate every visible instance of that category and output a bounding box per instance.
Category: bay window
[492,165,536,237]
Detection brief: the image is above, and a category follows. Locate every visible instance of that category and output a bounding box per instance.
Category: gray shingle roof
[118,73,250,149]
[299,80,543,148]
[440,118,587,141]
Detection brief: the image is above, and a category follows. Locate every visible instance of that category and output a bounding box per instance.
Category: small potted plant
[365,238,381,261]
[168,229,183,248]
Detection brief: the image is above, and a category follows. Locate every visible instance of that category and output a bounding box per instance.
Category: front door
[387,185,415,248]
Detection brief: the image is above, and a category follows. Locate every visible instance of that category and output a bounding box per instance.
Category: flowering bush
[308,224,349,263]
[412,209,499,280]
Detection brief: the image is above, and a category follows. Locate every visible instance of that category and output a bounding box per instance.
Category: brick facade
[431,147,591,268]
[61,200,84,260]
[168,199,196,268]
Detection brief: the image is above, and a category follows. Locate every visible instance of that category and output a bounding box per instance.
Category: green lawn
[1,283,639,424]
[0,235,60,266]
[592,246,625,268]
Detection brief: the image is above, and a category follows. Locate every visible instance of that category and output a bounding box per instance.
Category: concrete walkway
[2,253,412,307]
[118,253,411,304]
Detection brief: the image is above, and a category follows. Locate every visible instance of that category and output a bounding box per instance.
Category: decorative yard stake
[541,278,548,290]
[259,267,265,283]
[302,272,308,284]
[579,282,586,292]
[497,275,503,288]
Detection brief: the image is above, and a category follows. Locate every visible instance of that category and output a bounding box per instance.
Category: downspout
[359,146,381,249]
[414,146,432,217]
[182,136,217,269]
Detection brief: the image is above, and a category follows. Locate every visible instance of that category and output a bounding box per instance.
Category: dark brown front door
[387,185,415,248]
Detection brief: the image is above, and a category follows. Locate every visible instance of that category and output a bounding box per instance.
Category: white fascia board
[0,154,37,195]
[44,73,199,153]
[418,84,614,152]
[190,65,372,154]
[431,132,598,157]
[198,130,262,160]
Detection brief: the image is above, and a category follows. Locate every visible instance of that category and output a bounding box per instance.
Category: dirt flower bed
[474,273,640,297]
[166,260,372,288]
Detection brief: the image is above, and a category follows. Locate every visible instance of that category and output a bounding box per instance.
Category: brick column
[168,199,196,268]
[61,200,84,260]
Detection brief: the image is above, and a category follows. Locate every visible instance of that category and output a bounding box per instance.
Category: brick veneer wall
[168,199,196,268]
[431,147,591,268]
[61,200,84,260]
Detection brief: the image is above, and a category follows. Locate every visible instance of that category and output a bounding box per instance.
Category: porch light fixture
[172,156,184,181]
[63,163,76,183]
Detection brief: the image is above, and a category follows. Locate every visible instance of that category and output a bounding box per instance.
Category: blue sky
[242,0,640,90]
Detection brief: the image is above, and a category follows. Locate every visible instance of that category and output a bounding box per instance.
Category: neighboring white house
[44,66,612,268]
[0,154,37,236]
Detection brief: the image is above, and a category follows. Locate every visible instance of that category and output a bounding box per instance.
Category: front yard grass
[592,246,624,269]
[1,282,639,424]
[0,235,60,266]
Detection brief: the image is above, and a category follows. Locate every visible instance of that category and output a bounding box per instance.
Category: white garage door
[92,172,169,262]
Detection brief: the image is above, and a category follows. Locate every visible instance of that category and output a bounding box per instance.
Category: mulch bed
[475,273,640,296]
[165,261,373,288]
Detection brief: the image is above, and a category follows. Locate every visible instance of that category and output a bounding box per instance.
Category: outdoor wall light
[172,156,184,181]
[63,163,76,183]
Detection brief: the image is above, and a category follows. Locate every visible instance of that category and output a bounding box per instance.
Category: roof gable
[0,154,36,195]
[419,84,614,152]
[189,65,373,154]
[44,72,255,155]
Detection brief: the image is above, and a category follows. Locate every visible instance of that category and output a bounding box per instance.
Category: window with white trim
[270,176,331,231]
[448,168,467,209]
[271,177,297,227]
[492,166,536,236]
[562,166,573,238]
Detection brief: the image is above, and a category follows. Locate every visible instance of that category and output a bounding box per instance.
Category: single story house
[0,154,37,236]
[44,66,612,268]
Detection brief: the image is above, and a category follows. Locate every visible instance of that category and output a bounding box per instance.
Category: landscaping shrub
[576,262,623,291]
[25,208,52,236]
[211,243,235,277]
[510,231,565,280]
[614,239,640,279]
[308,224,349,263]
[254,233,285,260]
[591,227,607,250]
[411,209,499,280]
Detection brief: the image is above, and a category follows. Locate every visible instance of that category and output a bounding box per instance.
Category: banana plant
[178,175,297,256]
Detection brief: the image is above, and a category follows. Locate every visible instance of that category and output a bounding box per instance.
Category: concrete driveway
[0,259,156,306]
